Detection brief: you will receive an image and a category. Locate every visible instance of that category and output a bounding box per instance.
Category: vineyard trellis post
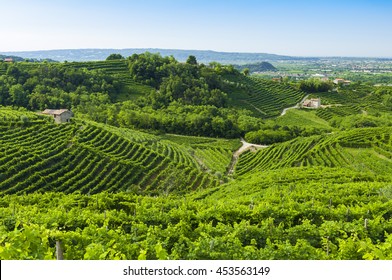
[326,236,330,257]
[56,240,64,260]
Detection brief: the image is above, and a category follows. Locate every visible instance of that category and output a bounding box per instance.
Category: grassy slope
[275,109,333,130]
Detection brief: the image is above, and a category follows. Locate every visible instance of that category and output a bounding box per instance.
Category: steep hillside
[224,74,306,117]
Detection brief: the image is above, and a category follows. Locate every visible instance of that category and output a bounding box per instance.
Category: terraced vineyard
[0,112,221,195]
[87,122,240,174]
[194,147,232,174]
[161,134,241,174]
[315,105,362,121]
[235,127,392,177]
[0,107,48,124]
[225,74,306,117]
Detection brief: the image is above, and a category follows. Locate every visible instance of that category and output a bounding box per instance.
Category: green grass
[275,109,333,130]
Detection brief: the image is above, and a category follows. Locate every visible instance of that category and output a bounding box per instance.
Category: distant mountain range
[2,49,391,64]
[1,48,294,64]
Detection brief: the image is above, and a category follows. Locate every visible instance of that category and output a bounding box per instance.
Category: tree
[9,84,28,107]
[106,54,124,60]
[186,55,197,65]
[242,68,250,76]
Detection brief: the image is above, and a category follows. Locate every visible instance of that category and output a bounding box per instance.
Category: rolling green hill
[234,61,277,73]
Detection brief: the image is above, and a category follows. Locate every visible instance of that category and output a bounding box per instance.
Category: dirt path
[226,94,310,175]
[227,138,268,175]
[242,100,267,116]
[280,94,309,116]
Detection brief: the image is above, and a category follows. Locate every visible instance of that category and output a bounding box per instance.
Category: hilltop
[0,54,25,62]
[234,61,277,72]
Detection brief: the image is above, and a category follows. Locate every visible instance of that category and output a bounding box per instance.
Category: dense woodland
[1,53,392,260]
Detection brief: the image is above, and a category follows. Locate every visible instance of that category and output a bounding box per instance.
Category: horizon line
[1,47,392,59]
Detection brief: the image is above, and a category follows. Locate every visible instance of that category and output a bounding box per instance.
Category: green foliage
[299,78,333,93]
[80,101,251,138]
[0,62,119,110]
[106,54,124,60]
[245,122,329,145]
[234,62,277,73]
[186,55,197,65]
[245,129,291,145]
[1,167,392,260]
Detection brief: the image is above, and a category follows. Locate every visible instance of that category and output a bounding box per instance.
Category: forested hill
[1,48,293,63]
[234,61,277,72]
[0,54,25,62]
[0,53,305,138]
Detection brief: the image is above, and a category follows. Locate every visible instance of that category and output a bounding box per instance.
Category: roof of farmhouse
[42,109,71,115]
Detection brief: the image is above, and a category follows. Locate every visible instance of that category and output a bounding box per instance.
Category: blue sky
[1,0,392,57]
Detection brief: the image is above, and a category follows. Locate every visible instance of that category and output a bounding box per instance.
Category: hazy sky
[1,0,392,57]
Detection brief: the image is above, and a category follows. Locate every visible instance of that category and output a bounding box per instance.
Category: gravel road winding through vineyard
[227,95,309,175]
[227,138,267,175]
[280,94,309,116]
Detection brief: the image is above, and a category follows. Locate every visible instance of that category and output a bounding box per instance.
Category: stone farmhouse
[42,109,73,123]
[302,98,321,108]
[333,78,351,86]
